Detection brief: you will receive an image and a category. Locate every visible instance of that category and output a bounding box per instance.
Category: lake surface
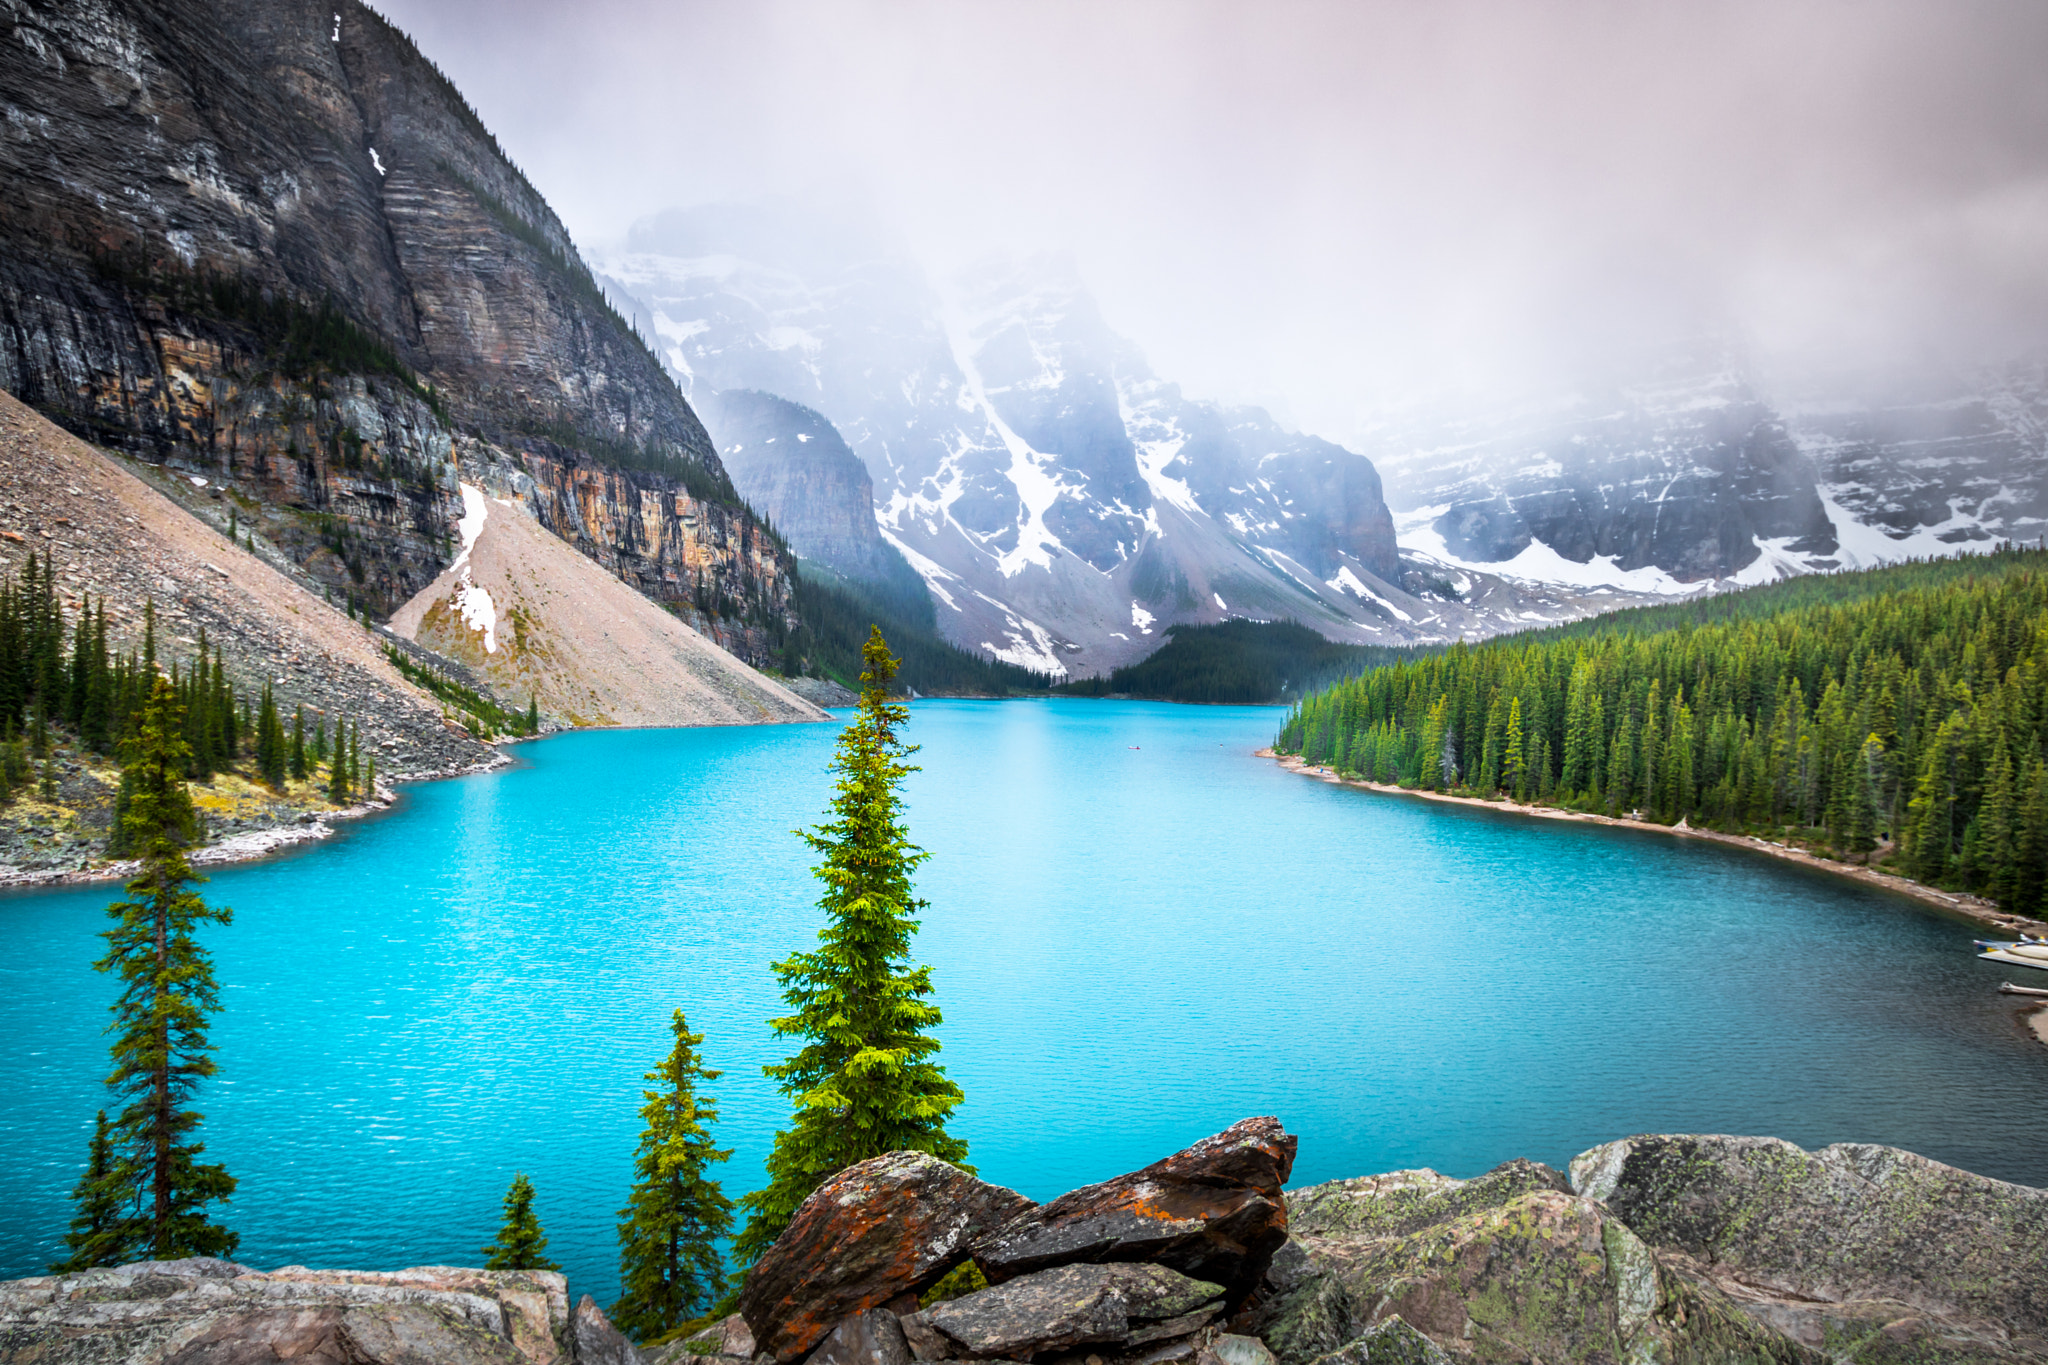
[5,699,2045,1297]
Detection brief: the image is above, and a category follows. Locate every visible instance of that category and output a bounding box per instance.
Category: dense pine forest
[1277,547,2048,914]
[0,554,376,823]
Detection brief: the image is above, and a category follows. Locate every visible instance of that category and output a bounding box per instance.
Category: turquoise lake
[4,698,2046,1297]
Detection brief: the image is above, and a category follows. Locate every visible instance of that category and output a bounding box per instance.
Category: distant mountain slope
[695,388,924,599]
[0,390,488,779]
[1367,343,2047,590]
[598,209,1661,676]
[0,0,792,666]
[387,483,823,728]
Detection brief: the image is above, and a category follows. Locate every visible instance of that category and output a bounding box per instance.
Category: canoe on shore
[1979,946,2048,970]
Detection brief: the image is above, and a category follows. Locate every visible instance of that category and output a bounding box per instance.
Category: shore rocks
[0,1259,579,1365]
[971,1117,1297,1307]
[1250,1160,1801,1365]
[1573,1134,2048,1361]
[921,1264,1224,1359]
[740,1151,1036,1361]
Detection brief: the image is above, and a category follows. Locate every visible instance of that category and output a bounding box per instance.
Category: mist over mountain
[598,208,1679,677]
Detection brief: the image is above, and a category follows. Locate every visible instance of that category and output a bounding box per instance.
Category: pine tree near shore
[483,1173,558,1271]
[613,1010,734,1339]
[732,627,967,1268]
[65,677,237,1264]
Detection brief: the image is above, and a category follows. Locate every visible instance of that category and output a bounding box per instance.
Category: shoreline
[0,748,513,892]
[1260,748,2048,940]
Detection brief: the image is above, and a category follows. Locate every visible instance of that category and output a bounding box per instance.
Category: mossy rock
[1571,1136,2048,1362]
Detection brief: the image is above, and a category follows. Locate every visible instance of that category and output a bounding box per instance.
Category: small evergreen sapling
[612,1009,735,1340]
[483,1173,559,1271]
[732,627,967,1266]
[53,1111,127,1271]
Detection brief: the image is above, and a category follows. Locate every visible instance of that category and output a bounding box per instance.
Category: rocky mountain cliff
[0,0,792,666]
[599,211,1655,678]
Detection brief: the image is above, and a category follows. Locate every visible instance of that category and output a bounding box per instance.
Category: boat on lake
[1977,938,2048,969]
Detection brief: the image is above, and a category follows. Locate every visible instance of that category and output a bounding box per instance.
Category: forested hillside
[1060,620,1402,703]
[1278,547,2048,913]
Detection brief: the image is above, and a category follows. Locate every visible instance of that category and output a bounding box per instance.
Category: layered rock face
[0,0,791,661]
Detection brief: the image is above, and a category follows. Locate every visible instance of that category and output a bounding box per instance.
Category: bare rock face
[921,1263,1224,1359]
[806,1308,915,1365]
[1249,1162,1802,1365]
[0,0,794,657]
[571,1294,647,1365]
[738,1151,1036,1363]
[1572,1134,2048,1362]
[0,1259,572,1365]
[970,1117,1298,1308]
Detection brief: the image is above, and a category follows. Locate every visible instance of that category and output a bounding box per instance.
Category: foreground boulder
[740,1150,1036,1362]
[1573,1134,2048,1362]
[1249,1158,1802,1365]
[0,1259,581,1364]
[971,1117,1297,1308]
[919,1263,1225,1359]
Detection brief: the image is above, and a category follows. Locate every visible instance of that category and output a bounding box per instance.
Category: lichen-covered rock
[1286,1160,1570,1242]
[1304,1317,1446,1365]
[924,1263,1225,1359]
[807,1309,914,1365]
[738,1151,1035,1362]
[571,1295,648,1365]
[971,1117,1297,1308]
[1572,1134,2048,1362]
[1253,1166,1806,1365]
[1199,1334,1279,1365]
[0,1259,571,1364]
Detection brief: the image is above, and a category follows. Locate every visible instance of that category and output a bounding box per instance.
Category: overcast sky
[373,0,2048,438]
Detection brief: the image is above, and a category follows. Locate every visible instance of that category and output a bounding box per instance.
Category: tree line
[0,554,378,816]
[1277,547,2048,914]
[53,627,968,1349]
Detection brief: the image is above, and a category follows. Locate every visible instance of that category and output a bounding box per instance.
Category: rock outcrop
[0,0,793,662]
[740,1151,1036,1361]
[0,1259,602,1365]
[971,1117,1298,1308]
[1572,1134,2048,1363]
[7,1131,2043,1365]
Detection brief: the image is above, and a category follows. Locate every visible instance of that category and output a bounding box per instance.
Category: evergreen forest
[1277,547,2048,914]
[0,554,377,817]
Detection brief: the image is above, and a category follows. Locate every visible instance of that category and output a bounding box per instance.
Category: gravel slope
[387,483,826,728]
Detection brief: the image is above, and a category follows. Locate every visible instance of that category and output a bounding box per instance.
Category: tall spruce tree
[732,628,966,1267]
[78,677,237,1261]
[613,1010,734,1339]
[483,1173,559,1271]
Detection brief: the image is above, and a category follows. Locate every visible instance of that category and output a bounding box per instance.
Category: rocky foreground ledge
[4,1122,2043,1365]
